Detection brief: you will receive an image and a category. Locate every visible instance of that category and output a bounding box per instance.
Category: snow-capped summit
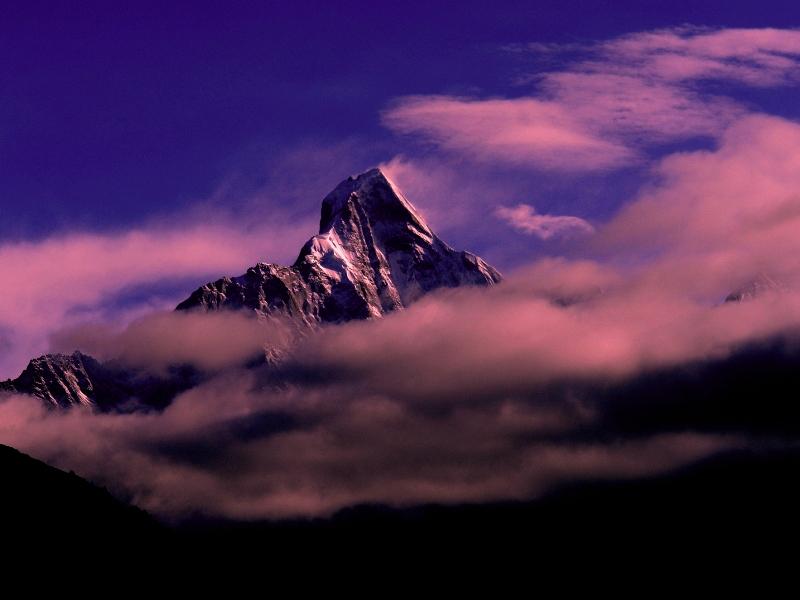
[319,168,431,235]
[178,167,502,322]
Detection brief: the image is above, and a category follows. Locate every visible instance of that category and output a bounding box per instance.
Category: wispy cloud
[383,27,800,172]
[596,26,800,86]
[495,204,594,240]
[383,96,636,171]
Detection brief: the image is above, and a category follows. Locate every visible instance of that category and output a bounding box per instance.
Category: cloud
[0,375,741,520]
[383,96,636,171]
[7,190,800,521]
[2,237,790,519]
[50,311,292,374]
[0,216,312,379]
[286,268,800,411]
[383,27,800,171]
[598,27,800,87]
[2,230,799,520]
[495,204,595,240]
[595,113,800,288]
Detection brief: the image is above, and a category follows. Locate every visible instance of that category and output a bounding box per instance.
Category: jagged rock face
[6,352,99,408]
[177,168,502,323]
[177,263,317,328]
[3,351,198,411]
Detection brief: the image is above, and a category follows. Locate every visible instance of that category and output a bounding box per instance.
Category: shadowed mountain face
[5,169,501,410]
[176,168,501,323]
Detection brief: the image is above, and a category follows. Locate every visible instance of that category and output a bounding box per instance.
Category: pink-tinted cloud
[289,272,800,407]
[538,71,742,143]
[50,311,291,374]
[0,366,741,520]
[0,218,310,379]
[495,203,594,240]
[2,237,789,518]
[596,113,800,289]
[601,27,800,86]
[383,27,800,171]
[383,95,636,171]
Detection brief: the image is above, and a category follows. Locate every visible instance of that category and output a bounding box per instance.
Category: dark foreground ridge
[0,444,160,540]
[3,442,799,567]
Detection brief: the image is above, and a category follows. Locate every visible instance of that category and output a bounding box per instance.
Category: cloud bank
[2,244,794,519]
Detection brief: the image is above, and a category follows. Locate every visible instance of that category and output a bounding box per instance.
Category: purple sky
[3,1,800,377]
[3,1,799,241]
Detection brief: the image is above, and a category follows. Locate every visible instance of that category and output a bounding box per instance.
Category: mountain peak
[11,351,99,408]
[319,167,431,236]
[178,168,501,323]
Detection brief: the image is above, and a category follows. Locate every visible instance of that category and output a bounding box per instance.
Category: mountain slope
[0,444,161,539]
[177,168,501,323]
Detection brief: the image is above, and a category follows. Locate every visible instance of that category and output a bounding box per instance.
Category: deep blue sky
[3,0,799,241]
